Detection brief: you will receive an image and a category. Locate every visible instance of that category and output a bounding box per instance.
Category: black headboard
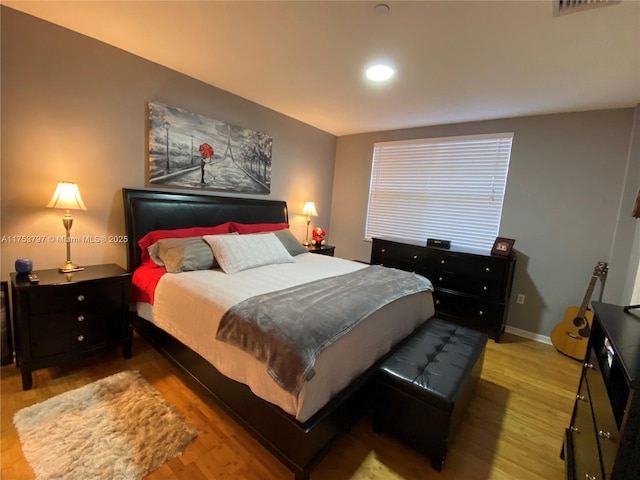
[123,188,289,272]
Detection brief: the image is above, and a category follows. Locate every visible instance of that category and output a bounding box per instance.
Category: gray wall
[330,108,639,338]
[0,7,337,278]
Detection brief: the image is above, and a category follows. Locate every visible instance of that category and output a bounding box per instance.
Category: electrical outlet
[516,294,525,304]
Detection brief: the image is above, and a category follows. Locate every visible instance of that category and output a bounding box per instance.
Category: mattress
[136,253,434,422]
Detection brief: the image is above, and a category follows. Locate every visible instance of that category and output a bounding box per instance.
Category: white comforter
[138,253,434,422]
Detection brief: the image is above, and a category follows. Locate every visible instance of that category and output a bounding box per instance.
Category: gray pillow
[149,236,217,273]
[272,229,308,256]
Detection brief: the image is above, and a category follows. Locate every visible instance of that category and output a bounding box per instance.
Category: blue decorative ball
[15,257,33,274]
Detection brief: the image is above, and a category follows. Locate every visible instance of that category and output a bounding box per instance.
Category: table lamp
[47,181,87,272]
[301,202,317,246]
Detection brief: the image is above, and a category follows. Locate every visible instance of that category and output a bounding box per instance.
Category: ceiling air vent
[553,0,621,16]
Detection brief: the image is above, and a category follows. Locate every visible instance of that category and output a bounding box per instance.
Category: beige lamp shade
[47,182,87,210]
[301,201,317,218]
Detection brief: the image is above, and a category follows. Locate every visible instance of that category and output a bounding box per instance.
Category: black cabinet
[563,302,640,480]
[10,264,132,390]
[371,237,516,342]
[305,244,336,256]
[0,281,12,365]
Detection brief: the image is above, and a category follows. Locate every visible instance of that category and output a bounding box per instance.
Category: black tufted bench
[373,318,488,471]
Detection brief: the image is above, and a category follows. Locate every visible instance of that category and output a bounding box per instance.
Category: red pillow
[230,222,289,234]
[138,222,232,264]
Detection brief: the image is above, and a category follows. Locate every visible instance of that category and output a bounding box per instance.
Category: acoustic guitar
[551,261,608,361]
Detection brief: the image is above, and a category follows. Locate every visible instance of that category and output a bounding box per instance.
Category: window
[365,132,514,251]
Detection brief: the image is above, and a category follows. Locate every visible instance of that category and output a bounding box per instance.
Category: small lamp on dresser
[301,201,317,246]
[47,181,87,272]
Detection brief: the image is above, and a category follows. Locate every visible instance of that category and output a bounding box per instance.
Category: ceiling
[4,0,640,136]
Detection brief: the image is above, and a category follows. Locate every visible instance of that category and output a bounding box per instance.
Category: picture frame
[147,101,272,194]
[491,237,515,257]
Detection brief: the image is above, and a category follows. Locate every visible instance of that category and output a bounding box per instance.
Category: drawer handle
[478,310,484,316]
[435,300,440,305]
[77,294,85,302]
[438,277,443,282]
[440,260,445,264]
[584,362,595,370]
[570,426,579,433]
[483,286,488,291]
[77,335,85,342]
[598,430,615,442]
[413,255,418,260]
[585,475,597,480]
[485,267,491,273]
[77,315,85,322]
[381,248,385,253]
[576,394,586,402]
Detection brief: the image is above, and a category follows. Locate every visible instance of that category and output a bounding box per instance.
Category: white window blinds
[365,132,514,251]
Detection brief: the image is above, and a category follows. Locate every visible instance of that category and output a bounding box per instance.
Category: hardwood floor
[1,331,581,479]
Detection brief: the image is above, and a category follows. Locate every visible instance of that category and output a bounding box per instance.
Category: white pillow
[203,232,295,274]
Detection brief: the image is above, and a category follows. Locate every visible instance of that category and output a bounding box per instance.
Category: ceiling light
[366,64,395,82]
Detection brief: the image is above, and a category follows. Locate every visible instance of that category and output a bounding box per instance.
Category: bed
[122,188,434,479]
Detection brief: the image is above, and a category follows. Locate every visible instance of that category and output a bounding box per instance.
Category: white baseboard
[504,325,552,345]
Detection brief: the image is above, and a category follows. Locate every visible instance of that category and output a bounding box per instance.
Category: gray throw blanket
[216,265,433,395]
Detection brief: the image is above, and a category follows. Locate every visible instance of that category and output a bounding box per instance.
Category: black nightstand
[305,244,335,256]
[10,264,132,390]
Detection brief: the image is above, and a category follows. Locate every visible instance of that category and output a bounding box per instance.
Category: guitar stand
[623,304,640,313]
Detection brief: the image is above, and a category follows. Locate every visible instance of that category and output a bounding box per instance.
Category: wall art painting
[148,102,272,194]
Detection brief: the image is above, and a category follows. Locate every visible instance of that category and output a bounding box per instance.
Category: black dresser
[563,302,640,480]
[370,237,516,342]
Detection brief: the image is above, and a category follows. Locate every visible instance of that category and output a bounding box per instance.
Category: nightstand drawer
[28,278,124,314]
[30,311,122,357]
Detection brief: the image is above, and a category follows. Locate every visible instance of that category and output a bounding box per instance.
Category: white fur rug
[13,370,197,480]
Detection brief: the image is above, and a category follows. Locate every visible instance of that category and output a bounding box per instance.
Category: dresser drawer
[371,242,427,273]
[430,271,505,301]
[426,252,509,300]
[28,278,124,314]
[433,291,501,324]
[569,377,603,480]
[585,354,620,478]
[426,250,507,280]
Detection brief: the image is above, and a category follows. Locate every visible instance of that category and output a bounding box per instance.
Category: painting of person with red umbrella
[148,101,271,194]
[199,143,214,185]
